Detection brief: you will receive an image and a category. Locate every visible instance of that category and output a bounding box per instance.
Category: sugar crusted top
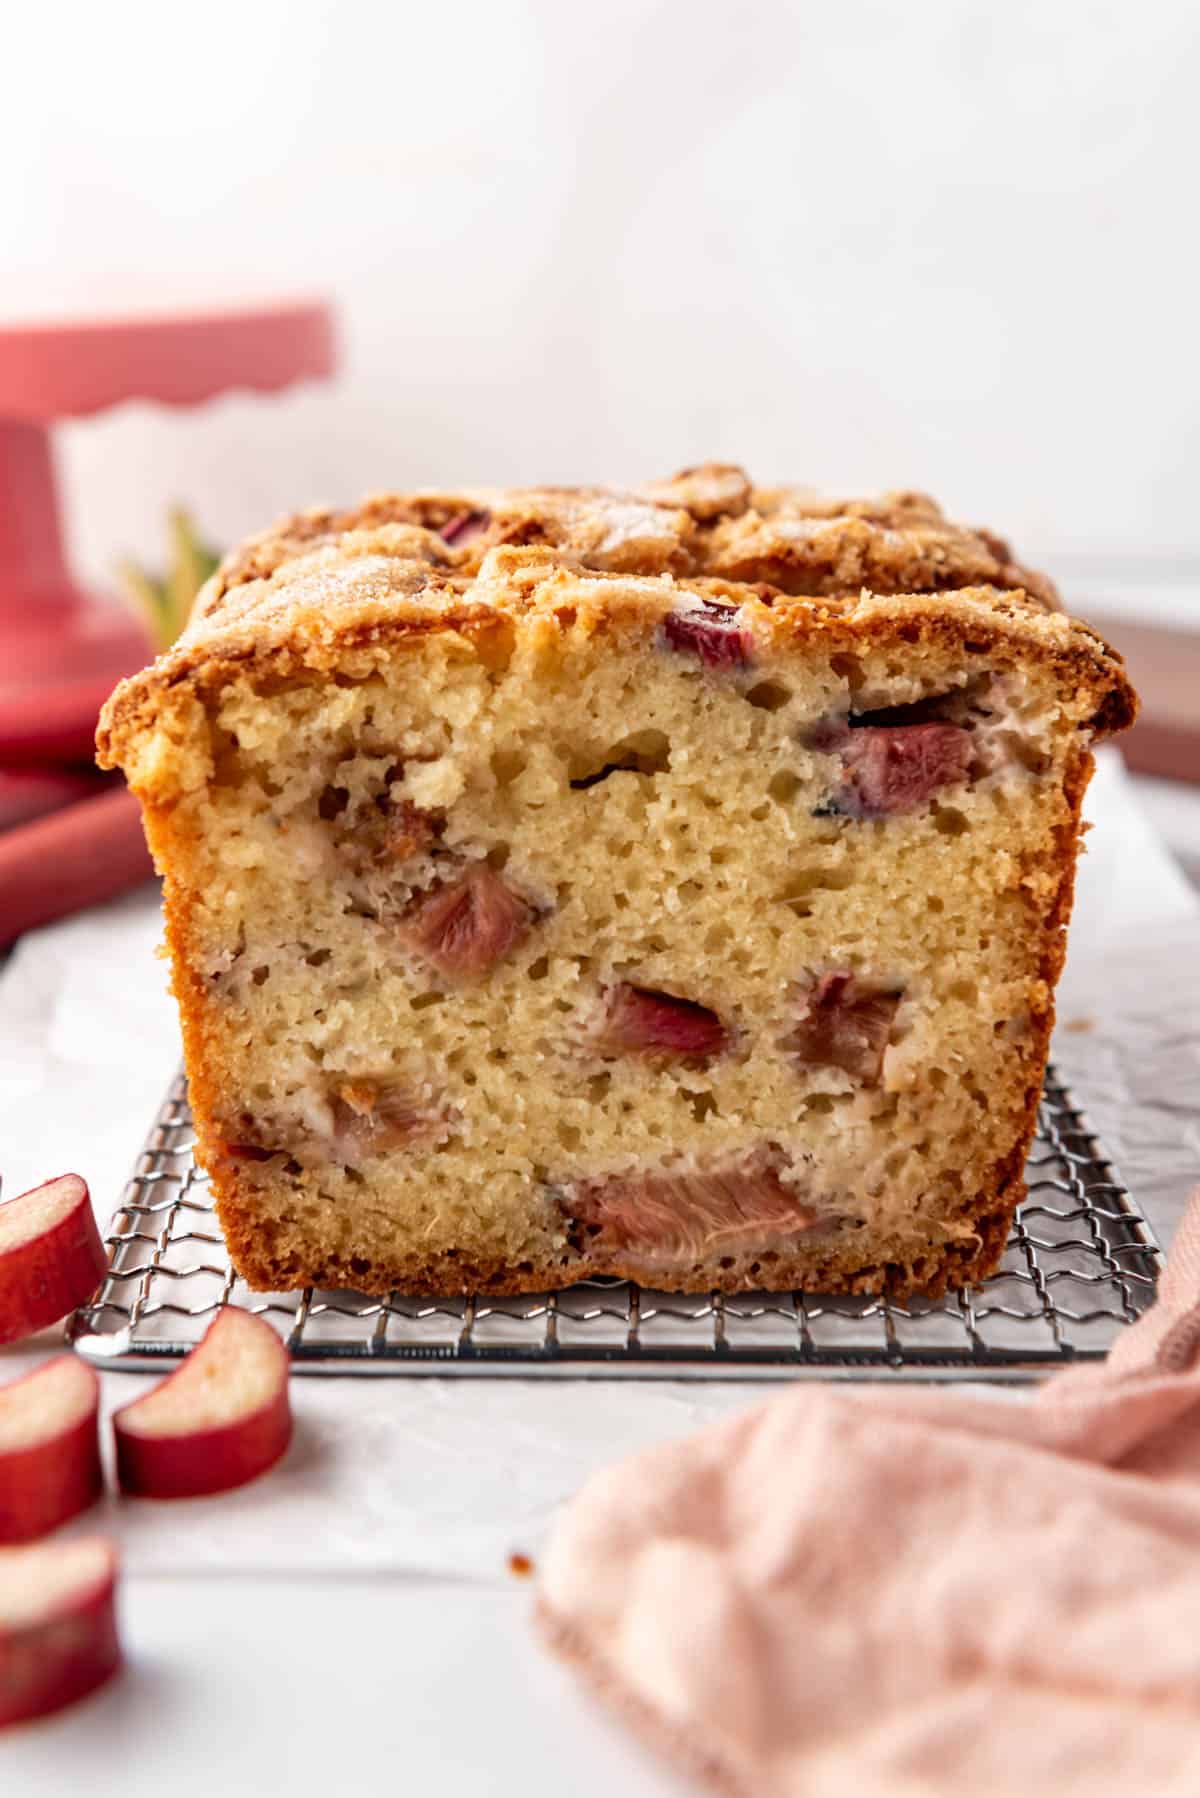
[98,463,1136,772]
[198,461,1058,619]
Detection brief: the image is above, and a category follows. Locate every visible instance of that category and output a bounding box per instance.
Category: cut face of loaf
[98,470,1135,1297]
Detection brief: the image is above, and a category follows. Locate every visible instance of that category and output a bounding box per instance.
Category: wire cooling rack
[68,1067,1161,1383]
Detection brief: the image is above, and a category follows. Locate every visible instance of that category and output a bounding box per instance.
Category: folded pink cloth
[538,1193,1200,1797]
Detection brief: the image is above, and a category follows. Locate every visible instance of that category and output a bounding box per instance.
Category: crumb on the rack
[508,1551,535,1578]
[1063,1017,1096,1034]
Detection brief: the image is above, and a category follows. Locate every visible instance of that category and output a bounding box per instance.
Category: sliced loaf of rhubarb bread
[98,467,1135,1298]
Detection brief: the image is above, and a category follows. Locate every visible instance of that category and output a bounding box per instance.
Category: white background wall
[4,0,1198,604]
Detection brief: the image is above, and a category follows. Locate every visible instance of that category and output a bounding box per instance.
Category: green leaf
[116,509,222,649]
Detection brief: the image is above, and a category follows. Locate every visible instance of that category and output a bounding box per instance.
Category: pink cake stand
[0,299,336,761]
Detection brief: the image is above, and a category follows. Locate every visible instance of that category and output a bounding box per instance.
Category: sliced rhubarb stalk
[784,971,902,1085]
[0,1357,102,1544]
[222,1079,447,1169]
[0,788,153,950]
[440,508,492,547]
[0,768,103,833]
[661,598,750,669]
[113,1308,292,1500]
[0,1538,121,1728]
[331,1080,442,1158]
[571,1151,822,1268]
[398,862,534,979]
[827,722,972,818]
[0,1175,107,1346]
[592,984,728,1059]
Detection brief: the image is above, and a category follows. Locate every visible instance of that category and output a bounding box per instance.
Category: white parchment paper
[0,749,1197,1580]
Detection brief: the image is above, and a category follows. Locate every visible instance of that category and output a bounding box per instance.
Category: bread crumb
[508,1552,535,1578]
[1063,1017,1096,1034]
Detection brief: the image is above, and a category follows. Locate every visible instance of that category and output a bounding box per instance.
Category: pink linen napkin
[538,1193,1200,1797]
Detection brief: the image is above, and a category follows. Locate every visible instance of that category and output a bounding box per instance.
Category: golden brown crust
[100,460,1137,776]
[212,1170,1013,1301]
[98,463,1134,781]
[197,465,1059,613]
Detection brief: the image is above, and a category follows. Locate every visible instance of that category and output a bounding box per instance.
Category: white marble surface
[4,1578,693,1798]
[1,750,1198,1792]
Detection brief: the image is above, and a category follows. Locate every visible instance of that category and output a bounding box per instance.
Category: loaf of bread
[98,466,1135,1298]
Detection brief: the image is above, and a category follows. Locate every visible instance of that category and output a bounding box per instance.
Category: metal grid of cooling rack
[68,1066,1161,1382]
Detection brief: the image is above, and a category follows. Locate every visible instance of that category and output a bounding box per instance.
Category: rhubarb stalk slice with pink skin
[0,1357,103,1545]
[399,862,534,979]
[592,984,729,1060]
[661,598,751,669]
[0,1538,121,1728]
[571,1152,823,1270]
[784,971,902,1085]
[824,721,972,818]
[0,1175,107,1346]
[439,507,491,547]
[113,1307,292,1500]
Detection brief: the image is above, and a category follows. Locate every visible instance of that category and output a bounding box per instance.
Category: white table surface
[3,752,1199,1795]
[7,1578,693,1798]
